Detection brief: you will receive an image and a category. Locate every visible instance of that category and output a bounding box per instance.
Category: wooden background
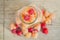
[0,0,60,40]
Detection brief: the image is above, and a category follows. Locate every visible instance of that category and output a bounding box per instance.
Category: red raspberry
[42,28,48,34]
[16,30,22,36]
[28,27,34,33]
[24,15,30,21]
[16,27,22,36]
[28,8,34,15]
[41,22,46,29]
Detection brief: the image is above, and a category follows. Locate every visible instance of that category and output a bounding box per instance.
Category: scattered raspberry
[42,28,48,34]
[16,29,22,36]
[41,22,46,29]
[28,27,34,33]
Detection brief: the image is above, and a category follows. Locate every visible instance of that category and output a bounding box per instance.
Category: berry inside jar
[20,7,38,24]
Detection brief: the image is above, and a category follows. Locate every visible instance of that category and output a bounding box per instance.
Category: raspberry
[28,27,34,33]
[42,28,48,34]
[28,8,34,15]
[16,30,22,36]
[24,15,30,21]
[41,22,46,29]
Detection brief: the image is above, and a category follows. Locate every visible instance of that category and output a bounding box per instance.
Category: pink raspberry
[24,15,30,21]
[11,29,16,34]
